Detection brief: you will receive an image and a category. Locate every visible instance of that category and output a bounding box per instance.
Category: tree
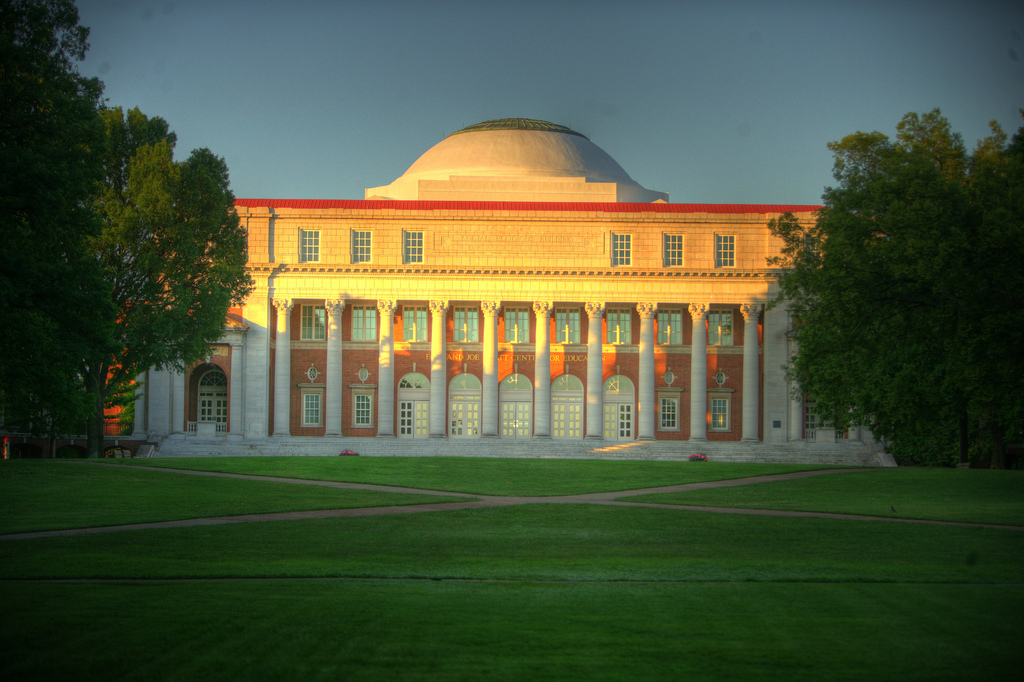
[0,0,112,441]
[82,107,253,457]
[770,109,1024,467]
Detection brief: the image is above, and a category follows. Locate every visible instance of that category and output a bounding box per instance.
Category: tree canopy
[0,0,111,437]
[82,106,253,456]
[770,109,1024,466]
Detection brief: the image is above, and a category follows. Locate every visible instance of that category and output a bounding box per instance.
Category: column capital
[429,300,449,316]
[688,302,710,320]
[532,301,553,317]
[376,299,397,316]
[481,300,501,316]
[585,302,605,318]
[740,303,764,321]
[636,302,658,319]
[272,298,294,314]
[325,299,346,316]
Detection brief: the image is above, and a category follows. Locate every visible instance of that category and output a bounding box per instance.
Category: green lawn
[0,460,469,534]
[628,468,1024,525]
[2,458,1021,680]
[109,456,833,495]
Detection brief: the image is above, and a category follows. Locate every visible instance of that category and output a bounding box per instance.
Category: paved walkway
[4,466,1022,541]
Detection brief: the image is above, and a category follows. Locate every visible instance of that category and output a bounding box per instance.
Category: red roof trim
[234,199,820,214]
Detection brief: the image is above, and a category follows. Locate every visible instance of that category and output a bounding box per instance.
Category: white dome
[365,119,667,203]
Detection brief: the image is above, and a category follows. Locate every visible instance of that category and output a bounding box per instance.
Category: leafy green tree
[770,109,1024,467]
[82,107,253,457]
[0,0,112,441]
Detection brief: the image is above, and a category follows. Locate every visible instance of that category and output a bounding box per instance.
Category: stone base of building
[151,436,893,466]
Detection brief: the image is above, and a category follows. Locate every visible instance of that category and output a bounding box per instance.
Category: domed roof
[365,118,667,202]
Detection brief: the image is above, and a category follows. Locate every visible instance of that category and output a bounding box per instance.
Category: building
[140,119,884,462]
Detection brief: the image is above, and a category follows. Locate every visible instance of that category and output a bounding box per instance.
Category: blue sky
[75,0,1022,205]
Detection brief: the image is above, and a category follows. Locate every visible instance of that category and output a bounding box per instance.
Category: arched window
[500,373,532,439]
[198,368,228,425]
[449,373,481,438]
[603,374,635,441]
[397,373,430,438]
[551,373,584,439]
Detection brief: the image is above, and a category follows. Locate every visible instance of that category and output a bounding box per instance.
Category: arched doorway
[449,373,481,438]
[397,372,430,438]
[500,373,532,439]
[551,373,583,439]
[603,374,635,441]
[197,367,228,433]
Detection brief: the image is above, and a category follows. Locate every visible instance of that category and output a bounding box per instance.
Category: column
[429,300,448,438]
[481,301,500,437]
[377,300,396,437]
[324,300,345,436]
[533,301,553,438]
[688,302,709,441]
[132,373,147,438]
[637,302,658,440]
[171,369,186,436]
[740,303,763,441]
[272,298,293,436]
[585,302,605,439]
[227,339,244,441]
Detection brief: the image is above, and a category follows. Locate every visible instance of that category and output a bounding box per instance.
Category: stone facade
[134,120,885,461]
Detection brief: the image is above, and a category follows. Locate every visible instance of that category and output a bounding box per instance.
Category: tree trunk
[991,422,1006,470]
[958,415,969,466]
[84,364,107,459]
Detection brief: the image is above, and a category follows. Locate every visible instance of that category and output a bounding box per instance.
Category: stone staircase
[153,436,892,466]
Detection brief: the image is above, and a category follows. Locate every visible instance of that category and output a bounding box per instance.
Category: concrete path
[4,466,1022,540]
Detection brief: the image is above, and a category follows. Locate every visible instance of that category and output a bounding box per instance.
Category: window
[454,307,479,342]
[660,397,678,430]
[715,234,735,267]
[352,230,372,263]
[352,390,374,428]
[606,309,631,344]
[300,305,326,340]
[403,231,423,264]
[302,392,322,427]
[612,233,631,266]
[555,308,580,344]
[657,309,682,344]
[403,306,427,342]
[664,234,684,266]
[504,307,529,343]
[351,305,377,341]
[708,310,733,345]
[711,397,730,431]
[300,229,320,263]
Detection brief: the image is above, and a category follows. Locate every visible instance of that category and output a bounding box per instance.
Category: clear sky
[74,0,1022,205]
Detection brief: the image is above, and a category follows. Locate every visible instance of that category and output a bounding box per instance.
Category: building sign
[435,231,600,254]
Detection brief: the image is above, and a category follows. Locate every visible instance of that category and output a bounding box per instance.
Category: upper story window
[715,234,735,267]
[664,234,684,267]
[708,310,733,345]
[300,229,320,263]
[611,233,632,266]
[351,305,377,342]
[403,231,424,264]
[454,306,479,342]
[352,230,372,263]
[657,309,682,344]
[606,308,631,344]
[403,305,427,342]
[300,304,326,340]
[555,308,580,344]
[504,307,529,343]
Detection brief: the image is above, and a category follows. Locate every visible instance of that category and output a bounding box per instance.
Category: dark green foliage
[82,107,253,456]
[0,0,111,436]
[770,109,1024,466]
